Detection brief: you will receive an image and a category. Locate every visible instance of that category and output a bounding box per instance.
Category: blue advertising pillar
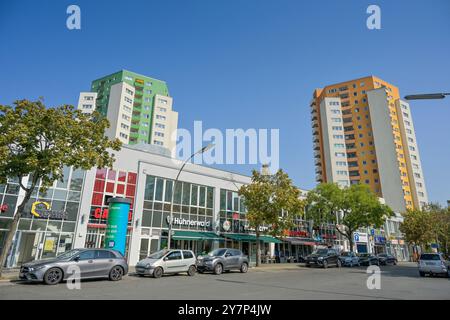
[104,197,132,255]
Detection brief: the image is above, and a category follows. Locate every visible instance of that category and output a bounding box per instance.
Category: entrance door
[17,232,45,265]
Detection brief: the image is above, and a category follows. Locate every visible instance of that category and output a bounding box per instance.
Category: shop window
[62,221,76,232]
[91,192,103,206]
[96,168,107,180]
[65,202,79,221]
[199,187,206,207]
[155,178,164,201]
[53,189,67,201]
[56,166,70,189]
[174,182,182,204]
[127,172,137,185]
[164,181,173,202]
[125,184,135,197]
[144,176,155,201]
[118,171,127,182]
[67,191,81,202]
[182,182,190,205]
[69,169,84,191]
[191,185,198,206]
[107,170,116,181]
[106,182,115,193]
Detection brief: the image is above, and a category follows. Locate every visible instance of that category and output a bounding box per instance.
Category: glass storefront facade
[0,167,85,267]
[140,175,215,258]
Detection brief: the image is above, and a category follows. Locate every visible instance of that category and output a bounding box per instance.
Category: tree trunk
[0,180,35,277]
[255,227,261,267]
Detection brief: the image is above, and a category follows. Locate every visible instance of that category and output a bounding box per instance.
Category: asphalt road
[0,263,448,300]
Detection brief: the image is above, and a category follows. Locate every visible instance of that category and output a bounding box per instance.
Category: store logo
[93,207,132,221]
[223,220,231,231]
[166,216,211,228]
[31,201,67,219]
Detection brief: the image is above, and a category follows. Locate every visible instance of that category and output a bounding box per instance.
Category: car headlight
[205,260,213,264]
[29,265,46,272]
[145,263,152,269]
[317,257,324,260]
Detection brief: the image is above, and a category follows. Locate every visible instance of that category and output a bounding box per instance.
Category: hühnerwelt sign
[166,217,211,228]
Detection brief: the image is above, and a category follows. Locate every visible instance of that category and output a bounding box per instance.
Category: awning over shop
[284,237,316,246]
[223,234,283,243]
[172,231,224,241]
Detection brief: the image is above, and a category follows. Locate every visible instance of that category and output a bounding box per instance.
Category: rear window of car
[420,254,441,261]
[96,250,116,259]
[183,251,194,259]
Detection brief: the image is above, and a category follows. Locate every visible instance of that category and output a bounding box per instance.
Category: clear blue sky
[0,0,449,205]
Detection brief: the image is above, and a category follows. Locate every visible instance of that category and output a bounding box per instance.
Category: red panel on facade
[126,184,136,197]
[107,170,116,181]
[96,168,107,180]
[116,184,125,194]
[127,172,137,185]
[91,192,103,206]
[106,182,115,193]
[94,179,105,192]
[118,171,127,182]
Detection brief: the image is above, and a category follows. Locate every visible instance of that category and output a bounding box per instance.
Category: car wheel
[240,262,248,273]
[419,271,425,277]
[44,268,63,285]
[323,260,328,269]
[187,265,196,276]
[393,261,397,266]
[109,266,124,281]
[214,263,223,275]
[337,259,342,268]
[153,267,163,278]
[305,263,311,267]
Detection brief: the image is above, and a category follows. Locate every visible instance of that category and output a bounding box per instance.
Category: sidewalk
[0,268,20,282]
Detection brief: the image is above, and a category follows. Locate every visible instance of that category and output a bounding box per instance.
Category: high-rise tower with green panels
[87,70,178,149]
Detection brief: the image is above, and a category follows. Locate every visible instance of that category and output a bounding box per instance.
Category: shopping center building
[0,144,410,268]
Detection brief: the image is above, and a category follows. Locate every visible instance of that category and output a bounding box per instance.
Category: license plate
[425,262,436,266]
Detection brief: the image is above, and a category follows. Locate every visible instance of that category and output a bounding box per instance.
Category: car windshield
[148,250,168,259]
[420,254,441,261]
[314,249,328,255]
[208,249,227,257]
[56,249,82,260]
[378,254,387,257]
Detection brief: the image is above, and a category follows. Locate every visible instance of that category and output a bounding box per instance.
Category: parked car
[358,253,379,266]
[196,248,249,275]
[19,248,128,285]
[135,249,197,278]
[418,253,449,277]
[339,251,360,267]
[377,253,397,265]
[305,248,341,268]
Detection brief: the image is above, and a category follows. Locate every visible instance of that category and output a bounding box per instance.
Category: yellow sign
[31,201,50,217]
[44,238,55,251]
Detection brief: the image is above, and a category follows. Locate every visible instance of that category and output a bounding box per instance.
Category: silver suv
[135,249,197,278]
[418,253,449,277]
[19,248,128,285]
[196,248,249,275]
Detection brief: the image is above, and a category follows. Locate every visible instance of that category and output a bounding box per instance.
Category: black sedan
[377,253,397,265]
[358,253,379,266]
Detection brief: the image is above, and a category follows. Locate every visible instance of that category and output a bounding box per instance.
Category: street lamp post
[167,143,215,250]
[404,93,450,100]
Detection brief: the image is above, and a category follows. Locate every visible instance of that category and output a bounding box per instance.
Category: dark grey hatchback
[196,248,249,275]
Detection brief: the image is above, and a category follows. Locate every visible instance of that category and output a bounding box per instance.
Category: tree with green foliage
[238,169,305,266]
[0,99,121,276]
[401,203,450,255]
[306,183,394,252]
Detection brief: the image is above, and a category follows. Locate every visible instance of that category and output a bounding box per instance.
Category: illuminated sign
[0,204,8,213]
[31,201,67,219]
[166,216,211,228]
[93,207,132,221]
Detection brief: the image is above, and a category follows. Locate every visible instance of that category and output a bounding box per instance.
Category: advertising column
[104,197,131,255]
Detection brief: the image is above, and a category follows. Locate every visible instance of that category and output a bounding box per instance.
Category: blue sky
[0,0,449,205]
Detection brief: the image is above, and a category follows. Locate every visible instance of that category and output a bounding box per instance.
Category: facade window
[144,98,151,102]
[119,132,128,139]
[145,82,152,86]
[145,90,152,95]
[158,98,168,105]
[82,104,92,109]
[336,170,348,176]
[331,118,342,123]
[332,126,343,131]
[153,140,164,146]
[156,115,166,121]
[158,107,167,112]
[84,96,94,101]
[124,97,133,104]
[155,132,164,137]
[120,123,129,130]
[121,114,131,121]
[126,88,134,95]
[122,105,132,113]
[155,123,165,129]
[335,152,346,158]
[333,134,344,139]
[124,76,133,81]
[334,143,345,148]
[336,161,346,166]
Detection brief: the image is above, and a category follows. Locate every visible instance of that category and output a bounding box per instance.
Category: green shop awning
[172,231,224,241]
[223,234,283,243]
[259,235,283,244]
